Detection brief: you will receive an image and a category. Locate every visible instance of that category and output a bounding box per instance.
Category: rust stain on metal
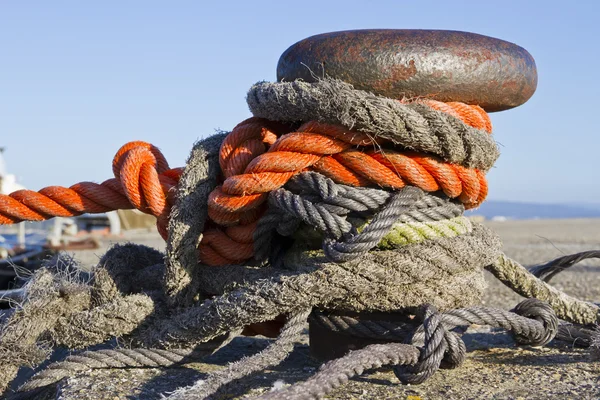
[277,29,538,112]
[372,60,418,92]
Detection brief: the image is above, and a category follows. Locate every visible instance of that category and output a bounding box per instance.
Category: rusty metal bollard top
[277,29,537,112]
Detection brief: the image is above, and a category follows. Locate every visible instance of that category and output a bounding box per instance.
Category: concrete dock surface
[11,219,600,399]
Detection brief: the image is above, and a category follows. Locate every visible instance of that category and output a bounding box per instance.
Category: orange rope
[200,102,490,266]
[411,99,493,133]
[207,121,486,225]
[0,101,491,267]
[0,141,182,239]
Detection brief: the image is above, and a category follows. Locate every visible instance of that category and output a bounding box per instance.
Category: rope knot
[112,141,170,216]
[111,141,183,238]
[394,305,465,385]
[511,298,558,346]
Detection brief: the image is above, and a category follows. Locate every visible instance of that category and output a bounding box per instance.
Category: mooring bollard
[276,29,540,361]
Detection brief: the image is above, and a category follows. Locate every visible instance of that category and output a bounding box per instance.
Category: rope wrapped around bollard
[0,29,598,400]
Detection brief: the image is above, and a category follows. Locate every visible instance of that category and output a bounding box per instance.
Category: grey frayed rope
[19,348,205,393]
[254,299,557,399]
[310,299,558,345]
[253,343,420,400]
[166,309,311,400]
[308,298,558,388]
[254,171,464,262]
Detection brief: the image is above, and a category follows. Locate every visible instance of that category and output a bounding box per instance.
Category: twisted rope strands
[0,141,182,239]
[278,172,464,224]
[487,254,600,325]
[399,299,558,384]
[17,306,243,395]
[370,151,488,207]
[219,117,288,178]
[409,300,558,347]
[166,309,311,400]
[528,250,600,283]
[254,343,420,400]
[0,100,487,266]
[201,118,488,265]
[211,172,467,265]
[323,187,424,262]
[394,306,451,384]
[310,300,557,346]
[286,171,391,210]
[208,120,488,226]
[309,300,556,388]
[269,190,353,239]
[416,99,492,133]
[285,171,466,221]
[398,199,464,222]
[276,174,467,258]
[18,348,197,393]
[377,216,472,249]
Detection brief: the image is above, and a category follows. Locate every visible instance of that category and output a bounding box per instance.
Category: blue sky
[1,1,598,204]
